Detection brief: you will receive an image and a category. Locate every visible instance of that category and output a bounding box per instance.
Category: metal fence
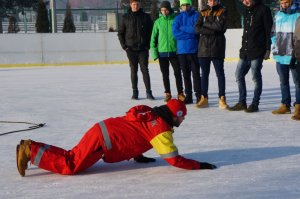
[1,1,300,34]
[0,8,125,33]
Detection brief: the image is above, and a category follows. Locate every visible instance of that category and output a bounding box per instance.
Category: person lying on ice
[16,99,216,176]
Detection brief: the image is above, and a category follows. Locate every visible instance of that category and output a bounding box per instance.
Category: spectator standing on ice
[292,16,300,120]
[271,0,300,121]
[118,0,155,100]
[194,0,228,109]
[150,1,185,102]
[228,0,273,113]
[172,0,201,104]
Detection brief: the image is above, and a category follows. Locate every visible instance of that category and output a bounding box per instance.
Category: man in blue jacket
[172,0,201,104]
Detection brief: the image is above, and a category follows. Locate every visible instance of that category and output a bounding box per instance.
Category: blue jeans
[199,58,226,98]
[276,62,300,106]
[235,58,263,105]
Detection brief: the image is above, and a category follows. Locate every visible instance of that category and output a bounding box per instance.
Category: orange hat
[166,99,187,118]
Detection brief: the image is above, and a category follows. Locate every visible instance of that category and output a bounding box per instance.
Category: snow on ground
[0,61,300,199]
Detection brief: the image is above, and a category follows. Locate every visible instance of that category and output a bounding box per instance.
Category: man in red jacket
[17,99,216,176]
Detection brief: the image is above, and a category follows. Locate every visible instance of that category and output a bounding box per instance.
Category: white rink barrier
[0,29,243,67]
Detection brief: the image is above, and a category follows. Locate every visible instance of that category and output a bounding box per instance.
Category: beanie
[130,0,141,3]
[166,99,187,118]
[180,0,192,6]
[160,1,172,11]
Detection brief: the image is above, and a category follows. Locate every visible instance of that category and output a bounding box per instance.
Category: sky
[0,61,300,199]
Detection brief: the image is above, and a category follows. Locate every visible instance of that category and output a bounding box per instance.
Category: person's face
[207,0,218,7]
[160,7,170,16]
[173,116,185,127]
[242,0,254,7]
[130,2,141,12]
[280,0,290,9]
[181,4,191,12]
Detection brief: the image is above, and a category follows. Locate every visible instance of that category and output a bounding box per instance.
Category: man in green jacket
[150,1,185,102]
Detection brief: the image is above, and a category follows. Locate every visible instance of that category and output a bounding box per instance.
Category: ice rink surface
[0,61,299,199]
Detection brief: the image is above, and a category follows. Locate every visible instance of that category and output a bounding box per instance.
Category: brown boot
[164,92,172,102]
[219,96,229,109]
[16,140,31,177]
[291,104,300,121]
[177,92,185,102]
[195,95,208,108]
[272,104,291,114]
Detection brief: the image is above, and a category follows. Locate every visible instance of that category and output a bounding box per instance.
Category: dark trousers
[158,56,184,94]
[177,54,201,98]
[126,50,151,92]
[199,58,226,98]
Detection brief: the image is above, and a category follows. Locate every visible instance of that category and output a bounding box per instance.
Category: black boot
[184,94,193,104]
[131,89,139,100]
[244,104,259,113]
[146,90,155,100]
[228,102,247,111]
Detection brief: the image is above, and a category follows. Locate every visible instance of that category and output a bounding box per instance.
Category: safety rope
[0,121,46,136]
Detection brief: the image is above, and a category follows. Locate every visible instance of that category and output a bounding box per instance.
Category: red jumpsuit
[30,105,201,175]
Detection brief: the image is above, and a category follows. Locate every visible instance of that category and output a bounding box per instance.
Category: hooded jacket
[118,8,153,51]
[271,6,300,64]
[98,105,201,170]
[294,16,300,61]
[172,8,199,54]
[194,4,227,58]
[239,0,273,59]
[150,13,178,60]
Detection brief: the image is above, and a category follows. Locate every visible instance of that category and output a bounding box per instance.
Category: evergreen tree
[8,16,20,33]
[150,0,159,21]
[63,0,76,33]
[35,0,50,33]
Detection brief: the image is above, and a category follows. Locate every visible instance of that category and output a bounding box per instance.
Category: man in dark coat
[194,0,228,109]
[229,0,273,113]
[118,0,155,100]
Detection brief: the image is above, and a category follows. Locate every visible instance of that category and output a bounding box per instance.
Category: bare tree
[0,16,3,33]
[8,16,20,33]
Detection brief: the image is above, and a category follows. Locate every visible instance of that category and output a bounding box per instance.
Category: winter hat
[166,99,187,118]
[130,0,141,3]
[180,0,192,6]
[160,1,172,11]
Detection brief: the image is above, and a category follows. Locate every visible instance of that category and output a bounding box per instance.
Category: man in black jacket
[118,0,155,100]
[229,0,273,113]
